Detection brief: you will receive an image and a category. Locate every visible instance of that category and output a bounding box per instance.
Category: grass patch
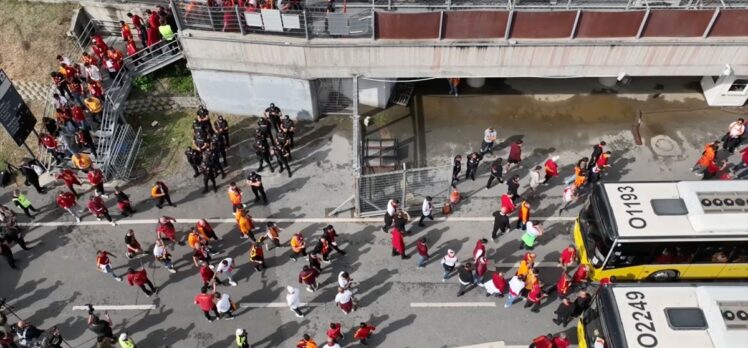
[131,60,194,97]
[0,0,78,83]
[128,108,196,175]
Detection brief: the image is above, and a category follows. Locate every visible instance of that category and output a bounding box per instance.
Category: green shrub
[170,75,194,95]
[133,75,155,93]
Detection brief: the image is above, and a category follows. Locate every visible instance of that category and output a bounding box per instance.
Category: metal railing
[357,164,452,216]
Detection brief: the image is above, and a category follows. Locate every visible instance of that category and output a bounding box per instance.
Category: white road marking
[410,302,497,308]
[18,216,575,227]
[239,302,324,308]
[72,305,156,311]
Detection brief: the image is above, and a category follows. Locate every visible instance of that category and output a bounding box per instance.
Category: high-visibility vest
[158,24,175,41]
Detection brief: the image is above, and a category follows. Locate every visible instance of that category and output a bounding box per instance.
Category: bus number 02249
[626,291,658,347]
[617,186,647,229]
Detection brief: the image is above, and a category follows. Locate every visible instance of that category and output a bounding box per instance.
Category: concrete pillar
[467,78,485,88]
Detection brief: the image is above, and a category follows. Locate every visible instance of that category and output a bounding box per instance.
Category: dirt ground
[0,0,79,83]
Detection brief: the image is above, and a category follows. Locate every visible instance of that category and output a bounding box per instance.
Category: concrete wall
[701,74,748,107]
[191,70,318,120]
[79,1,152,23]
[180,30,748,79]
[359,79,395,109]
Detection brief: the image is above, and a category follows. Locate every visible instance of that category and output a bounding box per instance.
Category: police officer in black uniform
[257,117,275,146]
[465,151,481,181]
[211,133,227,166]
[199,162,217,193]
[193,128,210,153]
[185,147,202,178]
[214,115,230,147]
[272,142,292,178]
[264,103,282,134]
[196,105,213,134]
[246,171,268,204]
[254,131,274,172]
[276,131,292,161]
[203,147,225,179]
[280,115,295,148]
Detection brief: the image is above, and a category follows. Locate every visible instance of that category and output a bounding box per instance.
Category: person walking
[185,147,202,178]
[298,265,320,292]
[296,334,317,348]
[504,274,526,308]
[588,141,606,172]
[524,280,546,313]
[96,250,122,282]
[571,264,590,290]
[151,181,176,208]
[235,328,251,348]
[12,190,39,219]
[556,272,572,300]
[353,323,376,346]
[248,242,265,271]
[126,267,157,296]
[118,333,137,348]
[451,155,462,188]
[553,298,574,327]
[516,200,530,230]
[153,239,177,273]
[590,151,612,183]
[326,323,344,344]
[542,155,560,185]
[416,238,429,269]
[491,207,510,240]
[417,196,433,227]
[259,222,281,250]
[441,249,458,282]
[246,172,268,205]
[156,216,179,246]
[286,286,305,318]
[272,142,292,178]
[485,158,504,190]
[214,258,238,286]
[234,206,256,241]
[194,287,220,322]
[527,166,542,197]
[253,135,274,172]
[56,190,82,223]
[472,238,487,263]
[558,184,579,215]
[199,162,218,194]
[474,255,488,286]
[529,334,554,348]
[465,152,481,181]
[2,226,30,251]
[56,168,82,197]
[447,77,460,96]
[322,225,346,256]
[114,186,135,217]
[382,199,398,233]
[215,292,235,320]
[391,227,408,259]
[480,127,497,155]
[552,333,571,348]
[124,229,144,259]
[504,139,523,172]
[484,272,507,298]
[573,157,589,189]
[314,237,333,263]
[334,287,356,315]
[197,219,220,241]
[519,221,544,250]
[88,195,116,226]
[1,240,18,269]
[724,118,745,153]
[228,182,243,212]
[19,161,45,194]
[506,175,520,202]
[558,245,578,271]
[290,232,307,261]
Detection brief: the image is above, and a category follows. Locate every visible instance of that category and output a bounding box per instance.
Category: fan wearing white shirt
[725,118,745,153]
[286,286,304,318]
[481,127,498,155]
[323,338,341,348]
[417,196,433,227]
[214,292,235,320]
[381,198,399,232]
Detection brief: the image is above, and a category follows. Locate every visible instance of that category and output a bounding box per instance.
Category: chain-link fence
[358,164,452,216]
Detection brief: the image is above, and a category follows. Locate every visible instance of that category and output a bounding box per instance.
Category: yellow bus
[573,181,748,281]
[578,283,748,348]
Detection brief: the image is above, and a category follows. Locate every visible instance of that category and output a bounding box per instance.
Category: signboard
[0,70,36,146]
[261,9,284,32]
[245,12,263,27]
[281,14,301,29]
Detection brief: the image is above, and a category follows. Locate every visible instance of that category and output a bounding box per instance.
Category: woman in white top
[441,249,459,282]
[286,286,304,318]
[528,165,542,196]
[520,221,544,250]
[338,271,353,289]
[725,118,745,153]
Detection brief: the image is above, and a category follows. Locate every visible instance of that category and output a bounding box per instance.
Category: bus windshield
[580,194,614,268]
[583,296,607,347]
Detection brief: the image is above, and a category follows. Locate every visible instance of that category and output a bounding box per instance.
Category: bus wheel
[649,270,678,281]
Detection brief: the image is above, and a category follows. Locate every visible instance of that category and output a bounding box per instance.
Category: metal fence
[358,164,452,216]
[315,78,355,116]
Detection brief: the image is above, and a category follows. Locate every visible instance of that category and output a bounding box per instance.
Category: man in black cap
[246,171,268,204]
[185,147,201,178]
[280,115,296,148]
[254,132,274,172]
[257,116,275,146]
[214,115,230,148]
[264,103,282,134]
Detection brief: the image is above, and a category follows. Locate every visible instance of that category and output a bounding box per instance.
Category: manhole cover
[650,135,682,157]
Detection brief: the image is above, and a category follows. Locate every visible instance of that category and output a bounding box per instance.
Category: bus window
[581,199,613,267]
[730,243,748,263]
[692,242,735,264]
[606,242,658,268]
[651,245,696,264]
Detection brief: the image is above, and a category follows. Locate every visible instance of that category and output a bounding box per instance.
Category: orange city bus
[573,181,748,281]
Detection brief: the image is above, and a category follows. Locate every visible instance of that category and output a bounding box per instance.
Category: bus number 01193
[617,186,647,229]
